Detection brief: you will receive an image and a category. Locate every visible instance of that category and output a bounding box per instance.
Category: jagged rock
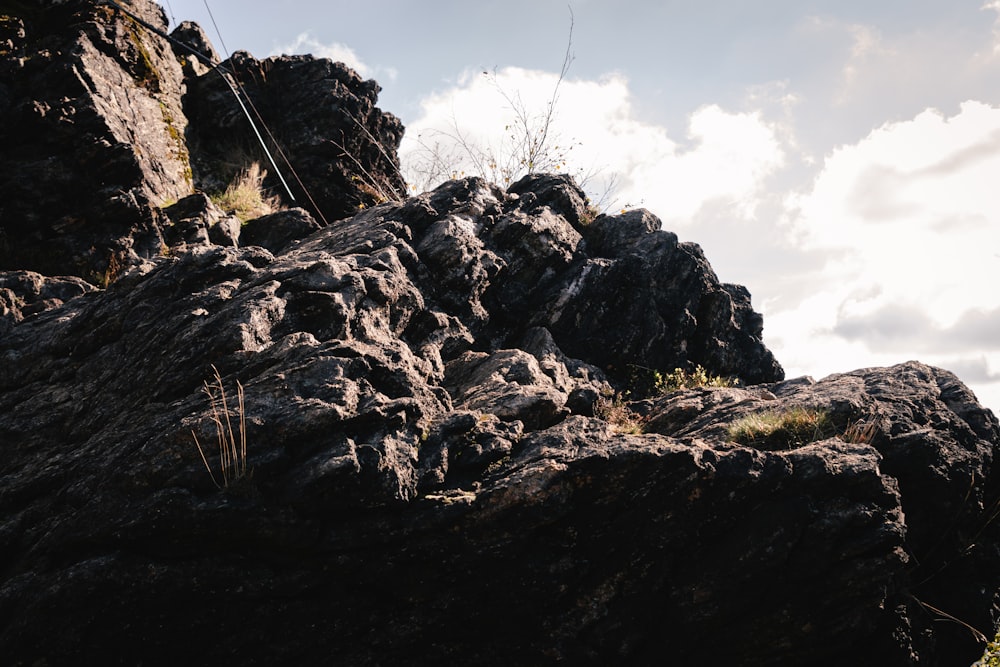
[168,20,218,77]
[507,171,592,227]
[183,51,406,225]
[443,349,573,430]
[0,0,192,279]
[162,193,240,247]
[532,192,783,384]
[240,208,322,254]
[416,410,523,490]
[0,1,407,282]
[405,174,783,385]
[1,3,997,664]
[638,362,1000,664]
[0,270,96,335]
[1,164,997,664]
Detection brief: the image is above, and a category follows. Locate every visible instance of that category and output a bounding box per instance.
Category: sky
[163,0,1000,414]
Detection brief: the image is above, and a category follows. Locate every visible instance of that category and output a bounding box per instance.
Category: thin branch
[913,596,988,644]
[402,6,592,193]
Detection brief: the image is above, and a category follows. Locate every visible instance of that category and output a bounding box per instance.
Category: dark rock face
[0,0,191,279]
[549,205,782,383]
[0,0,403,282]
[162,192,240,247]
[425,174,783,384]
[1,167,997,664]
[168,20,218,77]
[0,270,95,335]
[1,3,998,666]
[183,51,407,225]
[240,207,323,254]
[643,364,1000,664]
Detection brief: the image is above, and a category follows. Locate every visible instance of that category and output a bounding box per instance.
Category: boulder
[643,362,1000,663]
[168,20,218,77]
[0,0,192,279]
[0,270,96,335]
[162,193,240,248]
[182,51,407,225]
[0,3,996,664]
[0,170,997,664]
[239,208,322,254]
[443,349,572,430]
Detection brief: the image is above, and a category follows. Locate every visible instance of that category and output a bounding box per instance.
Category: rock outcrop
[1,173,997,665]
[184,50,407,224]
[0,2,998,666]
[0,0,190,279]
[0,0,404,281]
[0,270,95,335]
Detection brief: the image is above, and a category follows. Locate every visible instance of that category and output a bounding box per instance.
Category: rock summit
[1,2,998,665]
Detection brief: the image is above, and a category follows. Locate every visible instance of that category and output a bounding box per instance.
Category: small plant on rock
[211,162,280,222]
[655,365,736,393]
[727,407,833,450]
[579,201,601,226]
[975,628,1000,666]
[191,365,248,489]
[594,391,644,434]
[627,364,735,398]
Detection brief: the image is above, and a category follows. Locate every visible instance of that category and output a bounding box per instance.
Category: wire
[215,71,298,203]
[99,0,352,225]
[99,0,300,204]
[197,2,300,204]
[199,0,332,223]
[223,67,331,225]
[163,0,177,29]
[201,0,231,61]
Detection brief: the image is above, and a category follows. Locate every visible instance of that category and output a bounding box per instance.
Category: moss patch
[160,102,192,186]
[124,18,160,93]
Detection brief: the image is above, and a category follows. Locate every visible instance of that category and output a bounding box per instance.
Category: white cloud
[620,104,785,223]
[771,100,1000,411]
[270,32,397,82]
[397,65,1000,414]
[784,100,1000,325]
[399,68,653,197]
[399,67,785,221]
[985,0,1000,54]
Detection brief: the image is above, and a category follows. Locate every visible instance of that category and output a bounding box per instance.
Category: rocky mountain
[1,1,998,665]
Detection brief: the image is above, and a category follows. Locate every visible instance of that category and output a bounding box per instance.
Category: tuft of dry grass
[594,392,645,434]
[727,406,833,450]
[841,418,880,444]
[191,365,247,489]
[211,162,281,222]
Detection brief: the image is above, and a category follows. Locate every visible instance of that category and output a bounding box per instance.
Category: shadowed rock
[0,270,95,335]
[0,0,404,282]
[0,2,997,665]
[1,171,997,664]
[183,51,406,225]
[0,0,191,279]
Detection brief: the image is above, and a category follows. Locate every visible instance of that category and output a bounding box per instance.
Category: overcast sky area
[165,0,1000,412]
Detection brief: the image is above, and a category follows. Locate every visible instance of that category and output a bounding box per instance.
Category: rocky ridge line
[0,1,998,665]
